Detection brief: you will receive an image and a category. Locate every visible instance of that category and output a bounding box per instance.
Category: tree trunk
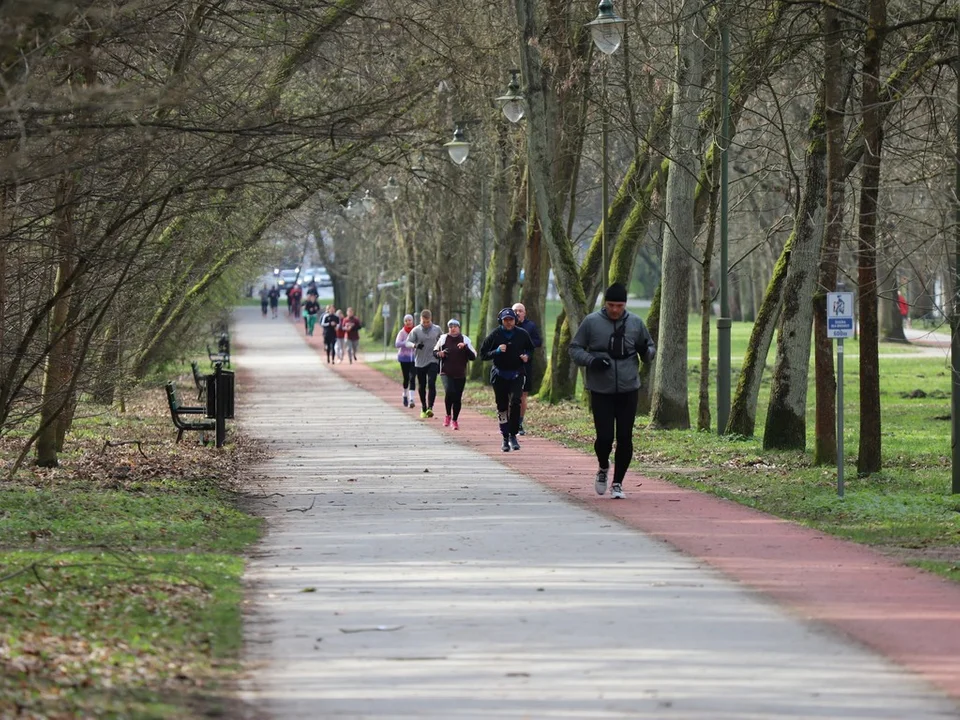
[91,316,121,406]
[522,212,548,394]
[134,189,310,376]
[638,284,661,416]
[727,241,788,437]
[856,0,886,475]
[471,253,495,382]
[878,249,906,342]
[813,1,849,465]
[698,172,719,431]
[539,313,577,402]
[514,0,589,352]
[650,0,705,430]
[763,88,828,450]
[36,176,77,468]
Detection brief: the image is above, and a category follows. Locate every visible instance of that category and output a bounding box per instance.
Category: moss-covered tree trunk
[763,90,827,450]
[538,312,576,403]
[521,208,547,394]
[514,0,590,374]
[133,191,309,376]
[471,253,496,382]
[726,242,789,437]
[697,176,719,431]
[638,285,661,416]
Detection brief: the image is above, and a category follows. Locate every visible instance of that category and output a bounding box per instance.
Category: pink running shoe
[443,415,451,427]
[452,420,459,430]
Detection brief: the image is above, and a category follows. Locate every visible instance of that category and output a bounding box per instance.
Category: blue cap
[498,308,517,322]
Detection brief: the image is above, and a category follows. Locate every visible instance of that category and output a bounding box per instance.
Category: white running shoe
[594,468,608,496]
[611,483,625,499]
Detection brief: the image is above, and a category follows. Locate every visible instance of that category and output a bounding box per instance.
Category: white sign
[381,303,391,318]
[826,292,854,339]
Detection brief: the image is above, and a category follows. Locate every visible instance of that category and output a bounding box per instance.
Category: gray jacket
[569,309,656,394]
[405,323,443,368]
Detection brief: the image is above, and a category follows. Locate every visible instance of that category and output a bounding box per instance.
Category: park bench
[207,340,230,368]
[165,382,215,443]
[190,361,207,401]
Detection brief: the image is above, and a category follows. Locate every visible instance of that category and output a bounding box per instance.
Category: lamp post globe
[444,125,471,165]
[587,0,627,55]
[495,70,525,123]
[383,176,401,203]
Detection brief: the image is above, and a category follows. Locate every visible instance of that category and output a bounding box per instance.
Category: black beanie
[604,282,628,303]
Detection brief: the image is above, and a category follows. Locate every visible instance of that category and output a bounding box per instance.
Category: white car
[304,267,332,287]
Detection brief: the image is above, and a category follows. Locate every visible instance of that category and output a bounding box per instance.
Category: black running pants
[441,376,466,420]
[399,361,415,390]
[493,375,525,436]
[590,389,639,484]
[416,363,439,410]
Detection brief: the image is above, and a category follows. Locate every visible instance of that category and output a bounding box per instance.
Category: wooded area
[1,0,957,472]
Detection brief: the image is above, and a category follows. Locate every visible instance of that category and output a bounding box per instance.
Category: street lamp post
[382,178,403,360]
[586,0,627,286]
[952,6,960,492]
[496,68,528,293]
[411,151,429,187]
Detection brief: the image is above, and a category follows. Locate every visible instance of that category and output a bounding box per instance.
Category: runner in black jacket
[478,308,535,452]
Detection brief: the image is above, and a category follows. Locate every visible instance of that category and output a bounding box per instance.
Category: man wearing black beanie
[569,283,656,498]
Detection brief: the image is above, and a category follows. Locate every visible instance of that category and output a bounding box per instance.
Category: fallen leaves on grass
[0,386,269,494]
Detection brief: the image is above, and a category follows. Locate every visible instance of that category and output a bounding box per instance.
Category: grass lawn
[0,358,265,719]
[366,314,960,583]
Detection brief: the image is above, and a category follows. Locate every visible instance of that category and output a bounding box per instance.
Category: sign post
[382,303,391,360]
[826,291,854,497]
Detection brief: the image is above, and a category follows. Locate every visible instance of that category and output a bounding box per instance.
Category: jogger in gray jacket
[405,309,443,417]
[570,283,656,499]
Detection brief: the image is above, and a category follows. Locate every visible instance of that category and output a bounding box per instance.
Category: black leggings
[590,389,639,484]
[493,375,525,436]
[324,334,337,362]
[441,376,466,420]
[416,363,439,410]
[399,361,415,390]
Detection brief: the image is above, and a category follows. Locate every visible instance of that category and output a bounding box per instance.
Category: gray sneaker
[594,468,608,496]
[611,483,625,499]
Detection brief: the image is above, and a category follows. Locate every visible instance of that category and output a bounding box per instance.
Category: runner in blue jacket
[478,308,535,452]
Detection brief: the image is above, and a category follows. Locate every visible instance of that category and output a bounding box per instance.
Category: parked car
[303,267,331,287]
[275,268,301,294]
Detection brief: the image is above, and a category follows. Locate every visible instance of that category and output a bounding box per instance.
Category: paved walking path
[236,307,960,719]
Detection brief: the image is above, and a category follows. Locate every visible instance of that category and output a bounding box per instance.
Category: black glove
[589,357,610,371]
[416,343,424,350]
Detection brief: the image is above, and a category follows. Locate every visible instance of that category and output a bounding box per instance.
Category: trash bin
[205,369,235,419]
